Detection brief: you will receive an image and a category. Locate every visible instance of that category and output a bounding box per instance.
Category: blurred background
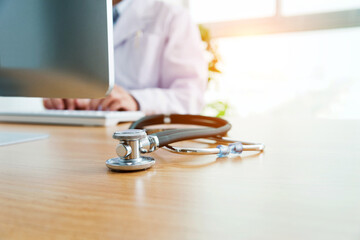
[1,0,359,119]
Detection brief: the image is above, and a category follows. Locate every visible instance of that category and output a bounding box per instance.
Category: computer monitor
[0,0,114,98]
[0,0,115,146]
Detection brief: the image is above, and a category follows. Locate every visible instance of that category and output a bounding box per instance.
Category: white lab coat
[113,0,207,115]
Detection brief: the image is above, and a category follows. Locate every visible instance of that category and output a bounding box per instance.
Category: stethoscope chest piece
[106,129,155,172]
[106,156,155,172]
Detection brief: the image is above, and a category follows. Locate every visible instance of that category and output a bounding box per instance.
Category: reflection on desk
[0,118,360,240]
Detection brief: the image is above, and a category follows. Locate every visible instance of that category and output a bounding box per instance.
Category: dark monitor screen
[0,0,114,98]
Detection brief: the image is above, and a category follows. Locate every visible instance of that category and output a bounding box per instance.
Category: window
[283,0,360,16]
[190,1,360,118]
[189,0,360,37]
[189,0,276,23]
[204,27,360,118]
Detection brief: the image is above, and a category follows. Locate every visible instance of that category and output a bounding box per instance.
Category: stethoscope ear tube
[129,114,230,129]
[129,114,232,147]
[154,127,231,147]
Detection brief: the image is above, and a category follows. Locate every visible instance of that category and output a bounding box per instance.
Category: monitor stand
[0,132,49,146]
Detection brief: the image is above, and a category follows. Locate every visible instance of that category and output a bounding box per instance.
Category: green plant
[206,101,229,118]
[199,25,229,117]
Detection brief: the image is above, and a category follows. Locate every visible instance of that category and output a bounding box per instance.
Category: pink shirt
[113,0,207,115]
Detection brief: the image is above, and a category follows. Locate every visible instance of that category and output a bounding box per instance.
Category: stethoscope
[106,114,265,171]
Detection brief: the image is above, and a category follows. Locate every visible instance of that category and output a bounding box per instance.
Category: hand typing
[43,85,139,111]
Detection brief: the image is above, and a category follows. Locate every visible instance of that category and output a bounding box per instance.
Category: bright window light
[205,27,360,119]
[282,0,360,16]
[189,0,276,23]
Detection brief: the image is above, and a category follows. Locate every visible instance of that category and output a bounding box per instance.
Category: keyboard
[0,110,145,126]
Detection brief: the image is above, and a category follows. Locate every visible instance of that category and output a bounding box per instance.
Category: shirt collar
[114,0,133,16]
[113,0,154,46]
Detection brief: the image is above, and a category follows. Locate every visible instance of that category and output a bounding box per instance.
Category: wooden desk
[1,118,360,239]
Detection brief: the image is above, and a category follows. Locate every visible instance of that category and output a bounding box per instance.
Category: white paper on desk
[0,132,49,146]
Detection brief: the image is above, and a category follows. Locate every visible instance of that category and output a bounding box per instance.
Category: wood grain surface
[0,118,360,240]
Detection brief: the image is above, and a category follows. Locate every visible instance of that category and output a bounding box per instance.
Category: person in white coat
[44,0,207,115]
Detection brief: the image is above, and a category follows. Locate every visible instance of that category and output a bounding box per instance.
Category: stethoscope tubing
[130,114,230,129]
[129,114,232,147]
[164,139,265,155]
[106,114,264,172]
